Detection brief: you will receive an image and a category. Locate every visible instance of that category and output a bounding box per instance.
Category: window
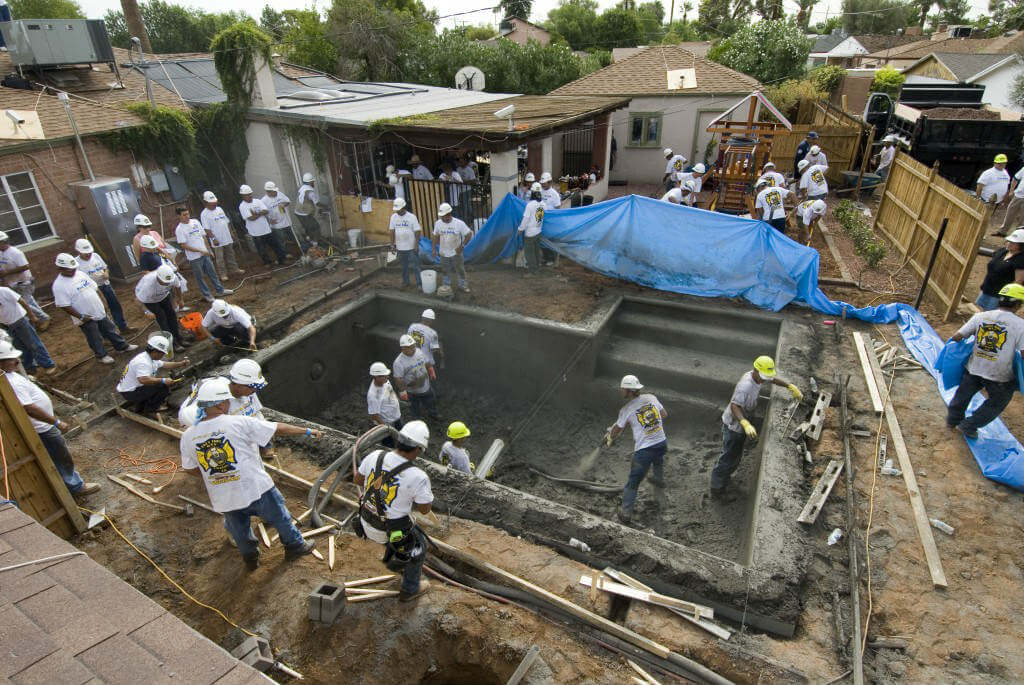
[628,113,663,147]
[0,172,55,247]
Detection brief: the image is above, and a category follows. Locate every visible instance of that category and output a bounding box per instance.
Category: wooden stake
[116,406,183,439]
[107,475,186,513]
[626,658,663,685]
[301,524,336,539]
[579,575,713,619]
[123,473,152,485]
[344,574,395,588]
[602,568,731,640]
[256,521,271,548]
[311,547,324,561]
[328,535,335,570]
[347,590,398,603]
[345,588,393,595]
[507,645,541,685]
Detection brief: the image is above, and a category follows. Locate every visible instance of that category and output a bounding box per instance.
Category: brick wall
[0,137,182,287]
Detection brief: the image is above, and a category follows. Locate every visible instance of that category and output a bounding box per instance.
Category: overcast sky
[75,0,991,32]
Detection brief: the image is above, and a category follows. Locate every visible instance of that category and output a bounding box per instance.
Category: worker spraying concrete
[440,421,472,474]
[604,374,668,524]
[393,334,436,420]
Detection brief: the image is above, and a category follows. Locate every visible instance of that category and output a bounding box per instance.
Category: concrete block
[230,636,273,673]
[307,581,345,625]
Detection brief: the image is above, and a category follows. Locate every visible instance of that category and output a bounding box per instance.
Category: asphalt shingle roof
[550,45,759,96]
[810,32,848,54]
[853,34,920,53]
[931,52,1017,81]
[0,87,144,149]
[870,32,1024,59]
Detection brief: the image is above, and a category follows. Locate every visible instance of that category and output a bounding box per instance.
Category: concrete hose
[307,423,399,527]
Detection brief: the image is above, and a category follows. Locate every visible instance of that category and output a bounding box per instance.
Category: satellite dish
[455,66,486,92]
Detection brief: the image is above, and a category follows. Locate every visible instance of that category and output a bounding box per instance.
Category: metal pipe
[914,217,948,310]
[58,92,95,181]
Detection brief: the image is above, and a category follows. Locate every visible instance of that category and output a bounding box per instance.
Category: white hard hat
[438,202,453,217]
[139,235,159,250]
[264,181,277,192]
[530,182,542,193]
[155,264,177,284]
[693,163,706,174]
[540,172,552,183]
[763,161,776,170]
[55,253,78,269]
[229,358,266,387]
[196,377,233,404]
[663,148,673,156]
[147,334,171,354]
[810,145,821,155]
[525,172,535,182]
[385,164,395,174]
[811,199,827,215]
[798,159,810,171]
[393,198,406,211]
[620,374,644,390]
[398,419,430,449]
[302,172,315,183]
[203,190,218,202]
[1007,228,1024,243]
[422,308,435,320]
[74,238,93,254]
[211,298,231,317]
[0,341,23,360]
[134,214,152,227]
[0,231,8,242]
[755,177,769,188]
[369,361,390,376]
[239,184,253,194]
[683,180,696,191]
[399,334,416,347]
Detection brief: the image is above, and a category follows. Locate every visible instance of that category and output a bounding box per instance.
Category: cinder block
[230,635,273,673]
[307,581,346,625]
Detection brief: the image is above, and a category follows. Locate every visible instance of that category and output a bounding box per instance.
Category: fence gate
[562,127,594,176]
[404,179,492,232]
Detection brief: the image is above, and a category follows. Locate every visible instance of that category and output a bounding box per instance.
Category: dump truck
[863,82,1024,187]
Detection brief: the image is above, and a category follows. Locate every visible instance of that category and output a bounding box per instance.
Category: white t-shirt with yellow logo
[615,393,667,451]
[959,310,1024,382]
[357,450,433,544]
[180,414,277,512]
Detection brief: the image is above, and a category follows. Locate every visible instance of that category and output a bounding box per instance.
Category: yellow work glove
[739,419,758,440]
[787,384,803,402]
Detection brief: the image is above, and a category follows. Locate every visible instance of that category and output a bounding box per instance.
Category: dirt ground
[23,197,1024,685]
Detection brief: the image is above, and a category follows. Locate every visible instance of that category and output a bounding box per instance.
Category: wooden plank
[626,659,663,685]
[579,575,714,620]
[797,459,844,524]
[865,336,948,588]
[852,332,884,414]
[506,645,541,685]
[602,568,732,640]
[344,574,395,588]
[819,226,854,282]
[346,591,399,603]
[946,202,993,322]
[115,406,183,439]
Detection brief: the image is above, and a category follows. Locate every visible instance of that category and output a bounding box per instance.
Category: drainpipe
[58,92,95,181]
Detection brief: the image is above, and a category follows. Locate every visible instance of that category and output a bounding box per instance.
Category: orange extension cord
[90,446,181,491]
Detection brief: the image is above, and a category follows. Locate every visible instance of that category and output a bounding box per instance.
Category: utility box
[68,177,142,281]
[0,19,114,68]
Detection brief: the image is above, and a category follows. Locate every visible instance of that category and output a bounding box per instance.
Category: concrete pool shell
[256,291,816,633]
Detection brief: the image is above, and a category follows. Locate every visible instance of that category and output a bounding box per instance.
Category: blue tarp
[420,193,1023,490]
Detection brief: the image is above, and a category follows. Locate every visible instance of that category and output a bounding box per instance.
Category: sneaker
[957,423,978,440]
[243,554,260,572]
[42,365,58,375]
[219,274,229,282]
[399,580,431,602]
[74,482,101,497]
[284,540,316,560]
[122,344,139,352]
[202,295,214,303]
[121,325,138,334]
[37,319,51,331]
[219,289,234,295]
[98,355,115,364]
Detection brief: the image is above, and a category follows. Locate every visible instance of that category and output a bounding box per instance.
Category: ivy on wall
[210,22,273,105]
[282,124,327,175]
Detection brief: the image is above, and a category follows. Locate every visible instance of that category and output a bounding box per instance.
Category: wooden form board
[852,332,884,414]
[864,336,948,588]
[870,152,992,321]
[797,459,844,524]
[579,575,714,620]
[602,567,732,640]
[0,373,86,538]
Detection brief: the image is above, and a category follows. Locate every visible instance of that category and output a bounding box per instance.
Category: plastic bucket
[179,312,207,340]
[421,269,437,295]
[347,228,363,248]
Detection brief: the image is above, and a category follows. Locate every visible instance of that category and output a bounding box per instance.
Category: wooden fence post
[947,201,995,321]
[870,152,897,234]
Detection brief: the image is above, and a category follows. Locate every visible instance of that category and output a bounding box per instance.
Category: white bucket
[421,269,438,295]
[347,228,363,248]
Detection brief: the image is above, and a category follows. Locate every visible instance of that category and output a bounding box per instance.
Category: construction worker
[539,172,561,211]
[53,254,137,365]
[977,154,1011,206]
[518,183,544,275]
[175,206,233,303]
[946,283,1024,439]
[200,191,244,281]
[116,335,189,414]
[754,178,796,233]
[390,198,423,289]
[295,172,325,246]
[202,299,256,349]
[131,214,177,266]
[518,172,536,200]
[997,159,1024,238]
[393,334,436,420]
[0,285,55,375]
[0,341,100,497]
[239,185,288,267]
[605,374,668,523]
[408,308,442,369]
[432,203,473,293]
[798,159,829,201]
[135,265,189,351]
[662,148,687,191]
[794,131,818,177]
[353,420,433,601]
[180,378,320,570]
[261,181,293,253]
[660,177,685,204]
[874,136,896,181]
[409,154,434,181]
[804,144,828,169]
[74,239,131,334]
[681,179,697,207]
[712,356,802,500]
[177,359,269,427]
[758,162,786,188]
[367,361,401,446]
[794,199,827,245]
[0,231,50,328]
[438,163,463,211]
[440,421,472,474]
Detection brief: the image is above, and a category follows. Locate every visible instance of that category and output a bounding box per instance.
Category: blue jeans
[7,315,53,372]
[209,323,248,346]
[947,371,1016,432]
[711,424,746,491]
[187,256,225,299]
[621,441,667,513]
[398,249,421,286]
[38,425,84,493]
[400,527,427,595]
[11,281,49,322]
[80,317,128,358]
[976,292,1000,311]
[523,235,541,273]
[409,388,436,419]
[222,486,305,560]
[98,283,128,331]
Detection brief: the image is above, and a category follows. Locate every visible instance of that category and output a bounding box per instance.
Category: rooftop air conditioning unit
[0,19,114,68]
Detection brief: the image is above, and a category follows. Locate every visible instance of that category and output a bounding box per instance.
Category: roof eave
[966,55,1021,83]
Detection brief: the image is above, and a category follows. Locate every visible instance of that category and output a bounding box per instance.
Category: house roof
[550,45,759,96]
[0,86,144,150]
[928,52,1020,82]
[612,42,711,62]
[0,504,272,685]
[810,32,848,55]
[499,17,549,36]
[870,32,1024,60]
[853,34,920,53]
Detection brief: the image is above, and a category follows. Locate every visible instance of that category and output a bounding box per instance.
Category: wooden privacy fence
[769,101,867,184]
[871,151,993,320]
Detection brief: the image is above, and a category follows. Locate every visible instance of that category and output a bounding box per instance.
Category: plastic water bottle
[827,528,843,545]
[930,518,955,535]
[569,538,592,553]
[880,459,901,476]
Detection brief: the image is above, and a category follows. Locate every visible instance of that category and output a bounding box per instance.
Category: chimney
[120,0,152,54]
[252,51,277,109]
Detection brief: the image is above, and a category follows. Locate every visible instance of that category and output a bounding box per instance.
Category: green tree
[544,0,599,50]
[696,0,750,38]
[210,21,273,104]
[259,5,285,42]
[634,1,667,43]
[279,9,338,74]
[105,0,248,53]
[327,0,436,82]
[7,0,83,19]
[593,7,643,49]
[755,0,785,20]
[811,15,842,32]
[662,19,701,41]
[794,0,817,28]
[936,0,971,24]
[707,19,810,84]
[840,0,915,33]
[500,0,532,20]
[914,0,934,26]
[464,24,498,40]
[871,65,904,97]
[990,0,1024,31]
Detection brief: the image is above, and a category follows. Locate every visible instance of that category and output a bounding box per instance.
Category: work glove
[739,419,758,440]
[428,366,437,381]
[604,427,614,446]
[399,391,409,401]
[787,384,803,402]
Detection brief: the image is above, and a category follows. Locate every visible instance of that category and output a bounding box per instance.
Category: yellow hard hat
[998,283,1024,301]
[995,153,1008,163]
[753,355,777,378]
[447,421,471,440]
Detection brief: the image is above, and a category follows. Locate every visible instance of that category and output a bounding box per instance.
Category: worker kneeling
[116,335,190,414]
[605,375,668,524]
[203,299,256,350]
[179,378,321,570]
[353,420,433,602]
[946,283,1024,439]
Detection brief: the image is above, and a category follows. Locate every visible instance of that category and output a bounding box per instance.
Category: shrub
[764,79,826,119]
[833,199,888,268]
[870,66,905,99]
[809,65,845,94]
